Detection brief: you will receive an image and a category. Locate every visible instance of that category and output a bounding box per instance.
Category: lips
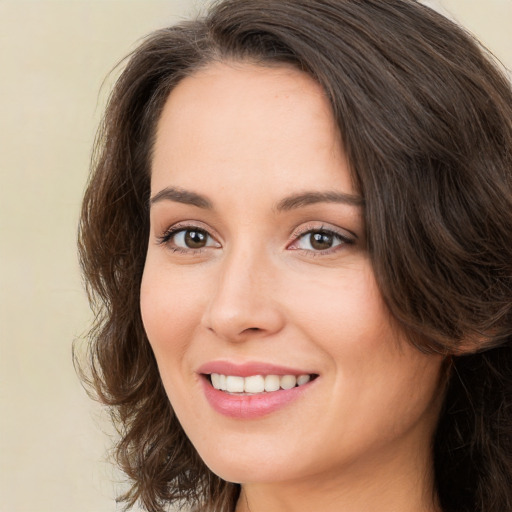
[197,361,318,418]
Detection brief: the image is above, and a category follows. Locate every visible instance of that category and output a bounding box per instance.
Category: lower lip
[201,377,315,419]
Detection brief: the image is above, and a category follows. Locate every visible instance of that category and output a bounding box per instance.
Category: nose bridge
[202,240,283,341]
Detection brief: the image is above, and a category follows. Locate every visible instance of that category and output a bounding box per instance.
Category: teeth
[210,373,312,393]
[264,374,280,392]
[226,375,244,393]
[244,375,265,393]
[211,373,220,389]
[280,375,296,389]
[297,374,311,386]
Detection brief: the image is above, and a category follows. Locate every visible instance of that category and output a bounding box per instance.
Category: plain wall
[1,1,510,511]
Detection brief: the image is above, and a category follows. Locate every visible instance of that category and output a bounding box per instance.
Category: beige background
[0,1,510,511]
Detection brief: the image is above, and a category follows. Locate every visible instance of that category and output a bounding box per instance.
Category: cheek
[288,261,443,416]
[140,257,204,362]
[140,260,208,424]
[288,261,389,353]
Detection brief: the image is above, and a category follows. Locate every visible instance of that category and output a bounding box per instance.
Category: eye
[158,226,220,252]
[288,227,354,253]
[296,230,342,251]
[174,229,211,249]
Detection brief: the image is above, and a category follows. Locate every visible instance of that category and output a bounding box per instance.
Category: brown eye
[289,228,352,253]
[184,229,208,248]
[160,226,220,251]
[309,232,335,251]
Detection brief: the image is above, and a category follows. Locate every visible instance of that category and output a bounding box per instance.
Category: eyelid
[156,221,221,249]
[287,222,356,253]
[289,222,357,242]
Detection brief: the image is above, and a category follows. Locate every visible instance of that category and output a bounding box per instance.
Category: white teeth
[264,374,280,392]
[244,375,265,393]
[226,375,244,393]
[297,374,311,386]
[210,373,313,393]
[211,373,220,389]
[280,375,297,389]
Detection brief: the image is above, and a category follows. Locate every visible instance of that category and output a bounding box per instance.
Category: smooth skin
[141,62,445,512]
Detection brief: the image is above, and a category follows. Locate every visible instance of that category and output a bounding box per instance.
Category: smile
[209,373,313,394]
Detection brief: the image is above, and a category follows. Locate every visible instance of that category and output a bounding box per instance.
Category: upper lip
[197,361,317,378]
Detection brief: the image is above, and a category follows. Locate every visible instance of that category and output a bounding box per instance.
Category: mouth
[197,361,319,418]
[204,373,318,395]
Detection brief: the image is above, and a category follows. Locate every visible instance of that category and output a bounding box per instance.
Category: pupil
[311,232,332,250]
[185,230,207,248]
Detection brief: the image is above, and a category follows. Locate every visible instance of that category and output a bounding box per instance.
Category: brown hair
[77,1,512,511]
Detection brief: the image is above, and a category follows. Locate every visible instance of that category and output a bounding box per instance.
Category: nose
[201,245,285,343]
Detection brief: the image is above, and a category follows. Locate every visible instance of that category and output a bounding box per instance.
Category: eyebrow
[275,191,364,211]
[150,186,364,211]
[150,187,213,209]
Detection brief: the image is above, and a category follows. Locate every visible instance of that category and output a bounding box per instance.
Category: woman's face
[141,62,445,487]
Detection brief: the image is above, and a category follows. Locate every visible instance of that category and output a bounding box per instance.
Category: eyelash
[157,223,218,254]
[288,224,355,256]
[156,223,355,255]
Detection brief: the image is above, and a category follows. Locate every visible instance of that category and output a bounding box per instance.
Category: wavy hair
[77,1,512,511]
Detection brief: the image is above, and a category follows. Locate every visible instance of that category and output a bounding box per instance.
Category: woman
[78,1,512,511]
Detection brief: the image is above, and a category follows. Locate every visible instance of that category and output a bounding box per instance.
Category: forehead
[158,61,332,126]
[151,61,353,199]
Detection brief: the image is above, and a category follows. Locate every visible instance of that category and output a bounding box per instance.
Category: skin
[141,62,445,512]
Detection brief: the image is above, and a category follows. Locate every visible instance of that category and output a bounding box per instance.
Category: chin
[192,435,306,485]
[205,459,293,485]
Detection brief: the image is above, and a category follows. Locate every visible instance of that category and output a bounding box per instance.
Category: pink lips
[198,361,317,419]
